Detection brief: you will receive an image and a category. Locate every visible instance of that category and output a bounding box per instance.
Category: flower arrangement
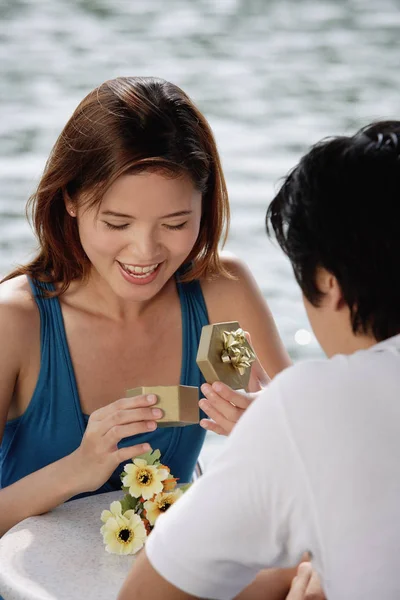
[100,449,190,555]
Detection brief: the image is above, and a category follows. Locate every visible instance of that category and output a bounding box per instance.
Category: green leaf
[120,494,139,513]
[135,449,162,466]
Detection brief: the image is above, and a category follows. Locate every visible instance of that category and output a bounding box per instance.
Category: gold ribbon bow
[220,328,256,376]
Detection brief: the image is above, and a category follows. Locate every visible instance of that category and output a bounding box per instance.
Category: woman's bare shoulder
[0,276,40,420]
[200,253,291,375]
[200,252,263,318]
[0,275,38,333]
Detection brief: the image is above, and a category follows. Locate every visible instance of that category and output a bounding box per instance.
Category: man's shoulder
[264,345,396,424]
[271,354,350,396]
[249,353,358,425]
[276,343,397,394]
[233,359,339,437]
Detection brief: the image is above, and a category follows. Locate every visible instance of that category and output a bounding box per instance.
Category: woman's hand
[199,382,258,436]
[199,338,271,436]
[247,348,271,392]
[71,394,163,493]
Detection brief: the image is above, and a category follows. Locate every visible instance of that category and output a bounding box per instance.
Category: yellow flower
[143,489,183,526]
[100,501,146,555]
[122,458,169,500]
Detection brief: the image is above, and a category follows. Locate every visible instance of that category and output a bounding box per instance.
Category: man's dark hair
[266,120,400,341]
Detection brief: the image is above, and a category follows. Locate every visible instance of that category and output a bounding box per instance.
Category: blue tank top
[0,275,209,496]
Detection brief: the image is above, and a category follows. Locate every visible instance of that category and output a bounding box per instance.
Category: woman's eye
[104,222,129,231]
[163,222,188,231]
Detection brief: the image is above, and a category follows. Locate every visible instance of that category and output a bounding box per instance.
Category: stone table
[0,491,136,600]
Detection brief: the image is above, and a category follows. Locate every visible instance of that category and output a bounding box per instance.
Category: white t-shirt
[146,335,400,600]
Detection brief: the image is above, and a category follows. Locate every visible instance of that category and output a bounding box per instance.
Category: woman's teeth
[120,262,159,278]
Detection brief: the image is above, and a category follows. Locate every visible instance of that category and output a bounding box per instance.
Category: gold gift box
[196,321,256,391]
[126,385,199,427]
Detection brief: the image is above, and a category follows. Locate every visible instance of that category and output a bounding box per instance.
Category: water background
[1,0,400,462]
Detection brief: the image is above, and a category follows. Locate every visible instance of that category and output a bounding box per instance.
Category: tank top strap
[175,276,209,387]
[26,277,84,433]
[27,278,57,382]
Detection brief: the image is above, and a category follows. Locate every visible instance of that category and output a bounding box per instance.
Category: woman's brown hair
[2,76,230,294]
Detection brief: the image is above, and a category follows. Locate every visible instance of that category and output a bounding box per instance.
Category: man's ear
[316,268,345,312]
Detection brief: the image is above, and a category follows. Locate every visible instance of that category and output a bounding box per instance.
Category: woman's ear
[63,188,76,217]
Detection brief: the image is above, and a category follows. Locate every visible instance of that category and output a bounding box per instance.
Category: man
[118,121,400,600]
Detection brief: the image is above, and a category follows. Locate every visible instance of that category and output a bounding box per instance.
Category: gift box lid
[196,321,256,391]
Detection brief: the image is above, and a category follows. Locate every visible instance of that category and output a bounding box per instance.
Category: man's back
[145,334,400,600]
[281,335,400,598]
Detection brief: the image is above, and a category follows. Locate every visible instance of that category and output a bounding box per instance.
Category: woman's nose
[127,228,160,261]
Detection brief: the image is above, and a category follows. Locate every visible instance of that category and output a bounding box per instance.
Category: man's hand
[286,563,325,600]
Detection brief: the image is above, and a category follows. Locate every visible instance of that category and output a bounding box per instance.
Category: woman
[0,76,290,537]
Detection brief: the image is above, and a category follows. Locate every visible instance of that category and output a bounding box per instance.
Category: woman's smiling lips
[117,261,163,285]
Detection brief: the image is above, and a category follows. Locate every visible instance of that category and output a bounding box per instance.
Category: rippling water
[1,0,400,369]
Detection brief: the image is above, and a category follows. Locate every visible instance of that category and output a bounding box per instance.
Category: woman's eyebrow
[101,210,134,218]
[160,210,193,218]
[100,210,193,219]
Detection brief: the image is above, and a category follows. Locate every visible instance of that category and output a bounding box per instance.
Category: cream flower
[100,500,125,526]
[143,489,183,526]
[122,458,169,500]
[100,502,147,555]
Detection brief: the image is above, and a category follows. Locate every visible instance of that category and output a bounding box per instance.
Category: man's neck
[326,331,378,358]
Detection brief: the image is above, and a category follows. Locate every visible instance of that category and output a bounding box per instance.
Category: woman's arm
[0,296,88,536]
[200,254,291,435]
[201,253,291,378]
[0,289,159,537]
